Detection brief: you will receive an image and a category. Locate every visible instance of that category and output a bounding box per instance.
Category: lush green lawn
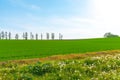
[0,38,120,61]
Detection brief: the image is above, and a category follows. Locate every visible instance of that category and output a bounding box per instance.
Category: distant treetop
[104,32,119,38]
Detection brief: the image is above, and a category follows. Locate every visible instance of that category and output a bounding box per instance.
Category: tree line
[0,31,63,40]
[104,32,119,38]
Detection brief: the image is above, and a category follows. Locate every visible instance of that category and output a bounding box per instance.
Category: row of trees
[0,31,63,40]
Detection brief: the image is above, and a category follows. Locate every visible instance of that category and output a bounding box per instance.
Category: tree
[8,32,11,40]
[15,33,19,40]
[23,32,25,40]
[59,33,63,40]
[30,32,34,40]
[35,33,38,40]
[51,33,55,40]
[104,32,119,38]
[24,32,28,40]
[46,33,49,40]
[0,33,1,40]
[41,33,43,40]
[5,32,7,40]
[1,31,4,39]
[61,35,63,40]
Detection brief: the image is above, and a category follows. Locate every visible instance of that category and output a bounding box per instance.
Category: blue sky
[0,0,120,39]
[0,0,88,17]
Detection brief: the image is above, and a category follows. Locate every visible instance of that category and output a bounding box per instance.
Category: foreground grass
[1,38,120,61]
[0,50,120,80]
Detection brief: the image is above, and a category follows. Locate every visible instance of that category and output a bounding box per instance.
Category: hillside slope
[0,38,120,61]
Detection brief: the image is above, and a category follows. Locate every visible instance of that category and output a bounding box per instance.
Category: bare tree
[41,33,43,40]
[51,33,55,40]
[0,33,1,40]
[5,32,7,40]
[22,32,25,40]
[59,33,61,40]
[15,33,19,40]
[35,33,38,40]
[24,32,28,40]
[61,34,63,40]
[22,32,28,40]
[46,33,49,40]
[59,33,63,40]
[8,32,11,40]
[30,32,34,40]
[32,34,34,40]
[1,31,4,39]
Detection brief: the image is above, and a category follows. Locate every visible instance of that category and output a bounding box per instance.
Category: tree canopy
[104,32,119,38]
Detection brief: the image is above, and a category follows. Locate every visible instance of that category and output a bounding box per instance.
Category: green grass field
[0,37,120,61]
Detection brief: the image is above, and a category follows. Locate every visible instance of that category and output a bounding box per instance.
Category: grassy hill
[0,38,120,61]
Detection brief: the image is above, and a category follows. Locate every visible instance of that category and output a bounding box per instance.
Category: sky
[0,0,120,39]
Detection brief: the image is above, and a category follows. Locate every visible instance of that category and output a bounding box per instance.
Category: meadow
[0,50,120,80]
[0,37,120,61]
[0,38,120,79]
